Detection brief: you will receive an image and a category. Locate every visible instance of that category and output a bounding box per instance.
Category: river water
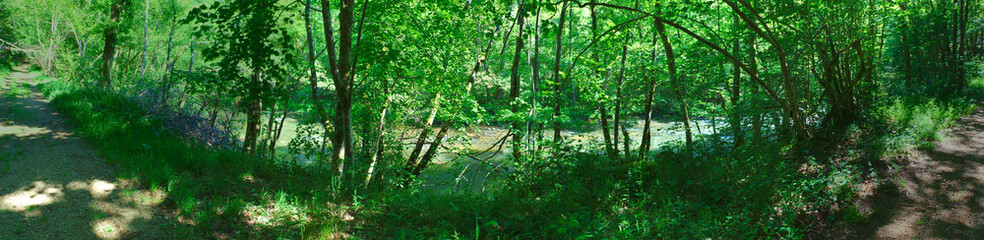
[243,116,722,192]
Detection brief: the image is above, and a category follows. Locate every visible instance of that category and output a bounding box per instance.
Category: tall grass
[37,80,343,238]
[0,59,11,80]
[31,66,984,239]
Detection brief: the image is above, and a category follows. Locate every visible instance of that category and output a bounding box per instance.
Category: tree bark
[364,80,391,186]
[725,0,807,138]
[406,94,442,172]
[551,1,568,144]
[639,21,658,160]
[100,1,121,88]
[614,45,627,156]
[509,3,526,161]
[305,0,330,159]
[592,3,615,158]
[321,0,356,186]
[657,16,690,151]
[530,6,542,157]
[141,0,149,78]
[243,71,262,154]
[730,14,743,148]
[412,125,450,176]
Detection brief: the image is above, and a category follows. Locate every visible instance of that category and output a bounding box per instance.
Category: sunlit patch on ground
[0,69,171,239]
[0,181,63,212]
[242,198,311,228]
[0,125,54,137]
[66,179,117,199]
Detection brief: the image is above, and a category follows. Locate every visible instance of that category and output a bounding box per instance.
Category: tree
[100,0,127,87]
[508,2,526,161]
[184,0,298,154]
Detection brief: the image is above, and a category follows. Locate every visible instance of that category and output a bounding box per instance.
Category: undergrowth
[32,71,984,239]
[38,80,344,239]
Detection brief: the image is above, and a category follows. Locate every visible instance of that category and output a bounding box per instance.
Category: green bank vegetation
[3,0,984,238]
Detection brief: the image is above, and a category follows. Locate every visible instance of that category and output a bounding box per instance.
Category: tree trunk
[321,0,357,186]
[657,18,691,151]
[271,96,291,156]
[263,101,279,158]
[412,125,450,176]
[639,22,658,160]
[551,2,568,144]
[509,3,526,161]
[406,94,442,173]
[730,14,743,148]
[100,1,121,88]
[726,0,808,138]
[364,82,390,186]
[141,0,149,78]
[336,0,356,183]
[614,45,627,156]
[161,22,176,106]
[401,8,508,179]
[530,6,542,158]
[748,35,761,142]
[243,71,262,154]
[592,4,615,158]
[305,0,331,161]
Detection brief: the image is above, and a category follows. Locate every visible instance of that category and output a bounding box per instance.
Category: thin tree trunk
[551,2,568,144]
[263,101,279,158]
[509,3,526,161]
[639,22,658,160]
[412,125,450,176]
[208,99,220,127]
[100,1,121,88]
[614,45,627,156]
[592,3,615,158]
[621,124,631,156]
[406,94,442,173]
[364,81,391,186]
[140,0,149,78]
[656,18,692,151]
[530,6,542,158]
[161,22,176,106]
[725,0,807,138]
[243,71,263,154]
[305,0,331,161]
[271,95,291,156]
[748,35,761,142]
[730,14,743,148]
[404,5,509,178]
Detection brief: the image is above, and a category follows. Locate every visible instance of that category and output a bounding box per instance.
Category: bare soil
[844,103,984,239]
[0,65,171,240]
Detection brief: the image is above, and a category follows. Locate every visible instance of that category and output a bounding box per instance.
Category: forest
[1,0,983,239]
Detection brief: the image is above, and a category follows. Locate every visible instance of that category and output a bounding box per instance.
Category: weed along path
[0,65,169,239]
[850,104,984,239]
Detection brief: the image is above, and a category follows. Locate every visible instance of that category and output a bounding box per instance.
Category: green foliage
[878,97,977,151]
[37,80,345,238]
[6,0,984,238]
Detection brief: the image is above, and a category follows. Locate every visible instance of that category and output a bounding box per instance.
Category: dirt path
[854,105,984,239]
[0,65,169,239]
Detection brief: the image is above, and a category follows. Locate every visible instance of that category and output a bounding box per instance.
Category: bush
[37,80,341,238]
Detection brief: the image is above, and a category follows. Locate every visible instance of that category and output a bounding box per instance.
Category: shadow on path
[0,65,173,239]
[855,105,984,239]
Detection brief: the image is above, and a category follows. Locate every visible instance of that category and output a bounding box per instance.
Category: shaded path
[860,104,984,239]
[0,65,169,239]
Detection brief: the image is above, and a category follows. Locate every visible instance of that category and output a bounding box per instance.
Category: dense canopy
[1,0,982,238]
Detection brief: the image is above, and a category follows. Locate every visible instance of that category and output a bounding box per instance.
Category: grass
[37,80,345,239]
[29,65,984,239]
[356,71,984,239]
[0,59,10,81]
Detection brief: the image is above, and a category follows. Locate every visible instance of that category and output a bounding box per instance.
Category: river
[241,116,723,192]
